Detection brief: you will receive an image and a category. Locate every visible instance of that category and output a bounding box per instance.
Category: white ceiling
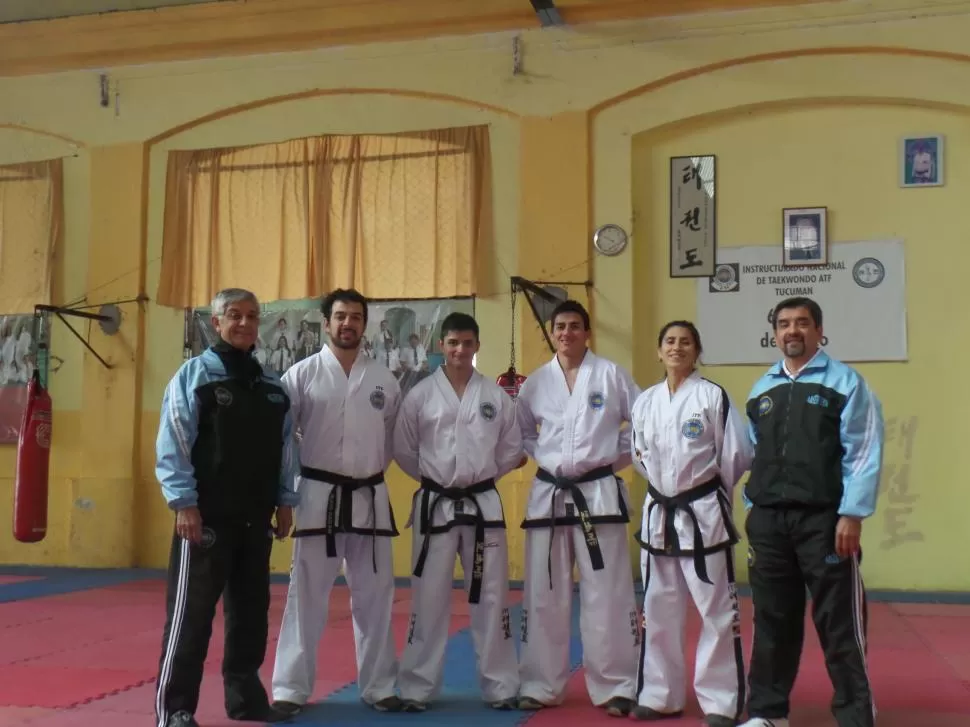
[0,0,229,24]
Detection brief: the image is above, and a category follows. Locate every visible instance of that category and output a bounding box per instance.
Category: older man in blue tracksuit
[739,297,884,727]
[153,288,300,727]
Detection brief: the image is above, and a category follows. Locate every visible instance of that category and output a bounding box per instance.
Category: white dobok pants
[519,523,640,706]
[271,532,398,706]
[397,523,519,703]
[636,548,745,720]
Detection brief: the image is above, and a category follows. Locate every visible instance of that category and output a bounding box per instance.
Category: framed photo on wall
[900,135,943,188]
[782,206,827,267]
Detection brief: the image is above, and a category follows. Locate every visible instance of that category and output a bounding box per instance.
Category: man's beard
[331,331,361,350]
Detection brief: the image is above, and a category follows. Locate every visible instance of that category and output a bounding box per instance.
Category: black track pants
[744,505,873,727]
[154,520,274,725]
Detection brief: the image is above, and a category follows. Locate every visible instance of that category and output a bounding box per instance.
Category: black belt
[645,477,723,585]
[536,464,615,589]
[412,477,496,605]
[291,466,385,573]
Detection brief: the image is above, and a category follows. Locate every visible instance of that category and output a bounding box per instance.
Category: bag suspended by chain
[497,282,527,398]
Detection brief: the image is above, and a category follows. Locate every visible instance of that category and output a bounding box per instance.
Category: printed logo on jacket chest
[267,392,285,405]
[479,401,497,421]
[681,414,705,440]
[214,387,233,407]
[758,395,773,416]
[369,386,386,411]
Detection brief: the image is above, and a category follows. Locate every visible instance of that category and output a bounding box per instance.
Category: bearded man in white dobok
[271,288,404,717]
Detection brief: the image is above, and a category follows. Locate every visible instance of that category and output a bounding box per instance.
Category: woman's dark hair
[656,320,703,355]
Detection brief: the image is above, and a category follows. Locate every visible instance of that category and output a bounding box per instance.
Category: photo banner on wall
[697,239,907,366]
[188,296,476,397]
[0,312,51,444]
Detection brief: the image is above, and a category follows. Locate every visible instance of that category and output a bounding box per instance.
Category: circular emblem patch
[758,395,773,416]
[681,418,704,440]
[369,389,386,410]
[480,401,497,421]
[852,257,885,289]
[588,392,605,410]
[214,387,233,407]
[200,527,217,549]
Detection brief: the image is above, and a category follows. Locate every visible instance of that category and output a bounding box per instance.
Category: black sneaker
[372,695,404,712]
[270,700,303,717]
[400,699,428,712]
[630,705,685,721]
[704,716,738,727]
[166,712,200,727]
[229,704,294,723]
[489,697,517,710]
[604,697,636,717]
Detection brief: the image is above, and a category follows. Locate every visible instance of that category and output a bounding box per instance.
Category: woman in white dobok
[629,321,754,726]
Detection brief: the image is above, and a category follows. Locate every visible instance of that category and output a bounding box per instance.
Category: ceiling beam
[529,0,565,28]
[0,0,833,78]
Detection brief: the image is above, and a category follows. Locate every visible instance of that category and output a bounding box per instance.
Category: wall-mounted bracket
[511,275,592,353]
[34,301,126,370]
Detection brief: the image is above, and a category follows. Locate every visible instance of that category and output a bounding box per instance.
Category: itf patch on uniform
[214,387,233,407]
[588,392,605,410]
[369,388,386,410]
[479,401,497,421]
[681,417,704,440]
[758,395,773,416]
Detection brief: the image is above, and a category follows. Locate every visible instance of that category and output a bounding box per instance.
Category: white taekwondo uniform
[629,371,753,721]
[516,350,642,707]
[393,367,523,705]
[271,346,402,707]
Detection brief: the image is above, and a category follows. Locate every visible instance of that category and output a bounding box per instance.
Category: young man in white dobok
[516,300,642,718]
[271,288,404,717]
[392,312,525,712]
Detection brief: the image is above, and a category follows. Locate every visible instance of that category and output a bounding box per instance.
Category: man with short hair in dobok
[271,288,404,717]
[516,299,642,718]
[392,312,525,712]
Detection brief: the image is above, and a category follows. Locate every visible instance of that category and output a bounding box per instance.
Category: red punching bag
[497,366,527,399]
[13,369,52,543]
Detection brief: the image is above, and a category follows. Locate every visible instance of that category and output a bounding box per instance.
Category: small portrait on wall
[782,207,827,267]
[900,135,943,188]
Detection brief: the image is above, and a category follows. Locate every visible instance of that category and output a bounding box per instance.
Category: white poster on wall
[697,239,907,365]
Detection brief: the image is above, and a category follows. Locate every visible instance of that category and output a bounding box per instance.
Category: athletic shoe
[738,719,789,727]
[401,699,428,712]
[489,697,518,710]
[604,696,636,717]
[371,695,404,712]
[165,712,200,727]
[270,700,303,717]
[630,705,684,720]
[704,715,738,726]
[228,705,292,723]
[517,696,547,710]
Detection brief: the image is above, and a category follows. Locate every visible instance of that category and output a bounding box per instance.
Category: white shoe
[739,719,789,727]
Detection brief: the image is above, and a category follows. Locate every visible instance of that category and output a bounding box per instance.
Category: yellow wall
[0,3,966,592]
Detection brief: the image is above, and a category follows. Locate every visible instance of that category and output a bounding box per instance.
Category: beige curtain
[158,126,491,309]
[0,159,63,313]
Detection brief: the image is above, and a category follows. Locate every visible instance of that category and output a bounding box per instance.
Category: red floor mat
[0,665,155,708]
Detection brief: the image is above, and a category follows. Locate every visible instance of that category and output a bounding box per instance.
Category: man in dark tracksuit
[739,297,884,727]
[153,288,300,727]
